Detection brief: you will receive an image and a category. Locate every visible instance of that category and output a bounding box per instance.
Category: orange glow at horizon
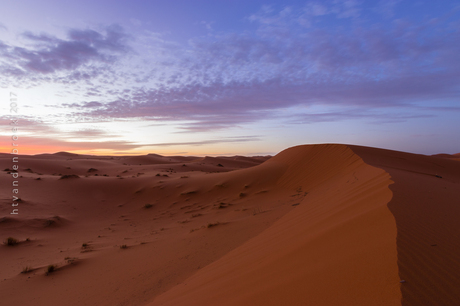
[0,144,253,156]
[0,144,150,156]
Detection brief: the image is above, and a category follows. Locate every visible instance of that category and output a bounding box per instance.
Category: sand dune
[432,153,460,162]
[1,144,459,305]
[351,145,460,306]
[149,145,401,305]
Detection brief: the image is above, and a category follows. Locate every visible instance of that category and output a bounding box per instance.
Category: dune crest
[149,144,401,305]
[351,145,460,306]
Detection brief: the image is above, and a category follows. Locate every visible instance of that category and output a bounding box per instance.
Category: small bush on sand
[5,237,19,246]
[65,257,77,264]
[59,174,80,179]
[120,244,128,249]
[207,222,220,228]
[144,203,153,209]
[46,264,56,275]
[21,266,32,274]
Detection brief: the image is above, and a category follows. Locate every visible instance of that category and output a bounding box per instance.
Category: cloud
[22,136,142,151]
[0,24,130,77]
[376,0,402,18]
[145,136,261,147]
[67,128,120,139]
[288,108,434,125]
[63,101,104,108]
[0,116,120,142]
[5,3,460,134]
[332,0,362,19]
[0,116,57,135]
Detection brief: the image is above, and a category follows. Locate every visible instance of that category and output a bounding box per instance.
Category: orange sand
[1,144,459,305]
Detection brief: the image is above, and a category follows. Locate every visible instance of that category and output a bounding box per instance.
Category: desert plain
[1,143,460,305]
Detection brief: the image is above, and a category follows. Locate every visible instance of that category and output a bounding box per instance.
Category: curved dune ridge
[1,144,460,305]
[350,145,460,306]
[149,144,401,305]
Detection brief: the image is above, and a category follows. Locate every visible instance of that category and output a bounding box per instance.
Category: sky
[0,0,459,156]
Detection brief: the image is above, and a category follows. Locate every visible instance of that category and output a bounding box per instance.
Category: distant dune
[1,144,459,305]
[432,153,460,162]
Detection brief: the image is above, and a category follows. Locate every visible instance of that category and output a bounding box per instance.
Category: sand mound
[18,216,70,229]
[53,152,80,157]
[122,155,172,165]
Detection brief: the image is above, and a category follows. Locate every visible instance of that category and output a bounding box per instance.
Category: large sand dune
[1,144,459,305]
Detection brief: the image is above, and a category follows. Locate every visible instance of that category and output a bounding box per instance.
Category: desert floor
[1,144,459,305]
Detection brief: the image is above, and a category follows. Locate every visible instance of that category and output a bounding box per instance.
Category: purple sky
[1,0,459,155]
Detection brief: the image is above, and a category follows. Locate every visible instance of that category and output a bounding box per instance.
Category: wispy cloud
[0,24,130,84]
[289,108,434,125]
[376,0,402,18]
[22,136,141,152]
[3,2,460,135]
[145,136,261,147]
[0,117,120,140]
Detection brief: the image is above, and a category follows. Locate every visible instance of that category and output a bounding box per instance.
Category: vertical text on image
[10,92,19,215]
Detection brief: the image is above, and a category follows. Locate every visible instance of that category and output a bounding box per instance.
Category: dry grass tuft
[21,266,32,274]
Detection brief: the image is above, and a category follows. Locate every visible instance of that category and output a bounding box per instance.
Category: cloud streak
[0,24,130,81]
[145,136,261,147]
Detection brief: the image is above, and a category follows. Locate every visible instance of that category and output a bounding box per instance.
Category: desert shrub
[59,174,79,179]
[21,266,32,273]
[5,237,19,246]
[46,264,56,274]
[65,257,77,264]
[120,244,128,249]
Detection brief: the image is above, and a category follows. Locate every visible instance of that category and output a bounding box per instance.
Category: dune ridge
[350,145,460,306]
[149,144,401,305]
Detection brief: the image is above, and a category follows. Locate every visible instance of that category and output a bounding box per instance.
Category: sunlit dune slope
[150,144,401,306]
